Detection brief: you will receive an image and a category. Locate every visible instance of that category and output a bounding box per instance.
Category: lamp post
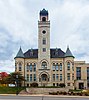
[16,75,18,95]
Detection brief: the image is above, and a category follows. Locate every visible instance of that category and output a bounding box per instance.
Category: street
[0,96,89,100]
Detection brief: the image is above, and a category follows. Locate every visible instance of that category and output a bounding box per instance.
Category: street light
[16,75,18,95]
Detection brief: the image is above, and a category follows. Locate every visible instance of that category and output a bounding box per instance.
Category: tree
[6,72,25,87]
[0,72,8,85]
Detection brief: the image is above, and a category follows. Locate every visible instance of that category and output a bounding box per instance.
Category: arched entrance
[39,72,50,86]
[41,74,48,81]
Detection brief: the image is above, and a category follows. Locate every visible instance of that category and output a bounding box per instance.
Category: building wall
[15,57,89,89]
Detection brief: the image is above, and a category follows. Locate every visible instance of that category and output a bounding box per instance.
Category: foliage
[0,86,25,94]
[6,72,25,86]
[0,72,8,85]
[0,72,25,86]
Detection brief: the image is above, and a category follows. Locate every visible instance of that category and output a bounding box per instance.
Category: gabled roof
[65,46,74,58]
[15,47,24,58]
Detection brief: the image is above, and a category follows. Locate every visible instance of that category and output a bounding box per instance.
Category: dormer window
[30,49,33,56]
[55,48,58,56]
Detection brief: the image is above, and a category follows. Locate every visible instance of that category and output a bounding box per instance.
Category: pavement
[0,94,89,98]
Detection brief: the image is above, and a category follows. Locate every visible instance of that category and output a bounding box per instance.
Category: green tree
[6,72,25,87]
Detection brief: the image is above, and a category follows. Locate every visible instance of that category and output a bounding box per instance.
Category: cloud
[0,0,89,72]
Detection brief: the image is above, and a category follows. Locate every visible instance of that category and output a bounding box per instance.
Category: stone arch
[39,71,50,85]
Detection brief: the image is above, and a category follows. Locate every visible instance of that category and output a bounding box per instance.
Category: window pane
[67,62,70,70]
[27,74,29,81]
[56,74,59,81]
[67,73,70,80]
[43,48,46,52]
[30,74,32,82]
[43,38,46,45]
[19,63,22,71]
[53,74,55,81]
[34,63,36,72]
[60,74,62,81]
[56,64,59,71]
[76,67,81,80]
[34,74,36,81]
[60,63,62,71]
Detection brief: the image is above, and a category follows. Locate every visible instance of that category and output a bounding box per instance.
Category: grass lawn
[0,86,25,94]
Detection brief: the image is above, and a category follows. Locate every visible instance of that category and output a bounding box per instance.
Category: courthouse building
[15,9,89,89]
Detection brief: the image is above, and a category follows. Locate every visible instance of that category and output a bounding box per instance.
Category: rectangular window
[19,64,22,71]
[60,63,62,71]
[72,63,74,71]
[43,38,46,45]
[27,74,29,81]
[76,67,81,80]
[67,73,70,80]
[56,74,59,81]
[29,64,32,72]
[43,48,46,52]
[34,64,36,72]
[56,64,59,71]
[60,74,62,81]
[34,74,36,81]
[87,67,89,80]
[72,73,74,80]
[67,62,70,70]
[67,83,70,86]
[53,74,55,81]
[30,74,32,82]
[52,65,55,71]
[27,66,29,72]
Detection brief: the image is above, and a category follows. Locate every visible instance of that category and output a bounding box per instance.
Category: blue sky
[0,0,89,73]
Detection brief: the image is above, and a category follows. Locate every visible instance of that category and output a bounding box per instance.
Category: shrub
[30,82,38,87]
[59,83,65,87]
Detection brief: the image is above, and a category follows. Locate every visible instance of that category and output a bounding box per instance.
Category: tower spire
[65,46,74,58]
[15,47,24,58]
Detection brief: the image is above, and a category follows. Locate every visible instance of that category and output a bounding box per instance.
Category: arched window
[19,62,22,71]
[42,17,46,21]
[41,61,47,69]
[67,62,70,70]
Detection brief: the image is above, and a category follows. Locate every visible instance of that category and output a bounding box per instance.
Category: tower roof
[65,46,74,58]
[15,47,24,58]
[40,8,48,16]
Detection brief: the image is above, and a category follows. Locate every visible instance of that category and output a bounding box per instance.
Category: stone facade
[15,9,89,89]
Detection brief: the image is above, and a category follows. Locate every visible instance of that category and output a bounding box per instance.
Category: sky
[0,0,89,73]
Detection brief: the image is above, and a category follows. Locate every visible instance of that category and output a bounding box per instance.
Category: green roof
[65,47,74,58]
[15,47,24,58]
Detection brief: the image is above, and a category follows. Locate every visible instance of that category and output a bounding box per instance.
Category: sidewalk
[0,94,89,98]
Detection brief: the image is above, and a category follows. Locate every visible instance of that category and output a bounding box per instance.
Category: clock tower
[38,9,50,69]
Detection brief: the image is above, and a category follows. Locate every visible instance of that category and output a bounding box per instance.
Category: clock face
[42,30,46,34]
